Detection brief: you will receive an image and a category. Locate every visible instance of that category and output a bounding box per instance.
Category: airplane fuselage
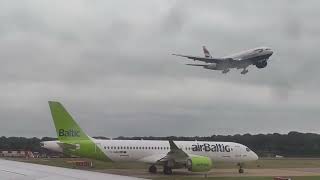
[42,139,258,163]
[210,47,273,70]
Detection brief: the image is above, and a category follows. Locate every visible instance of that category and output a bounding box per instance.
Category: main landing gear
[163,166,173,175]
[241,69,249,75]
[237,163,244,173]
[149,165,157,174]
[222,69,230,74]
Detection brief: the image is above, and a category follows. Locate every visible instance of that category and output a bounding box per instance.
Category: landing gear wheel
[239,168,244,173]
[222,69,230,74]
[163,166,173,175]
[241,69,248,74]
[149,165,157,174]
[237,162,244,173]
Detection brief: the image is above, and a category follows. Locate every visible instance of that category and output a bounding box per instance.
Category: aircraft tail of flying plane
[202,46,212,58]
[43,101,258,175]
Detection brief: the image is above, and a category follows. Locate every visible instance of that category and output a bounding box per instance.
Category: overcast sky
[1,0,320,137]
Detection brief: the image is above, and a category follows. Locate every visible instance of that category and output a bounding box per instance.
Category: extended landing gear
[222,69,230,74]
[163,166,173,175]
[149,165,157,174]
[239,168,244,173]
[241,69,249,74]
[238,163,244,173]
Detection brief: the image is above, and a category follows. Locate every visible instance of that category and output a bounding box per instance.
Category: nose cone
[267,48,273,55]
[251,151,259,161]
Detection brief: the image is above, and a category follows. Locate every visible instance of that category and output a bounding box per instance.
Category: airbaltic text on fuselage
[192,143,231,152]
[59,129,80,137]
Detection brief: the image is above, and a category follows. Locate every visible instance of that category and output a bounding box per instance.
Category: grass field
[7,157,320,180]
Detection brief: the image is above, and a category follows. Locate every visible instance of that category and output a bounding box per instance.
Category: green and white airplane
[41,101,258,175]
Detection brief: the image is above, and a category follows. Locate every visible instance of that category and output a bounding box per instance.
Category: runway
[99,168,320,178]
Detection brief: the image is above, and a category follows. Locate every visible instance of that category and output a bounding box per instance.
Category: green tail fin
[48,101,90,142]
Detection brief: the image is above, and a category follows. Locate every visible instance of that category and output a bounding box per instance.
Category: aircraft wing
[140,140,192,165]
[163,140,189,163]
[138,140,189,165]
[0,159,146,180]
[172,54,225,63]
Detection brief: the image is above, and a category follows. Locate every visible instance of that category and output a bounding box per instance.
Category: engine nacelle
[186,156,212,172]
[255,61,267,69]
[205,63,217,70]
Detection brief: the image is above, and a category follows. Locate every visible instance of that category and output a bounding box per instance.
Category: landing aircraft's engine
[186,156,212,172]
[255,61,267,68]
[205,63,217,70]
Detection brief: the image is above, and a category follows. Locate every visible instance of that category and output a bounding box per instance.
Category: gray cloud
[0,0,320,137]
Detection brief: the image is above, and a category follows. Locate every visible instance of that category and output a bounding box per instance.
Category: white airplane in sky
[42,101,258,175]
[173,46,273,74]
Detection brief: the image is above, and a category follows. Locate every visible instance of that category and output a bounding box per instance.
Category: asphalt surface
[99,168,320,178]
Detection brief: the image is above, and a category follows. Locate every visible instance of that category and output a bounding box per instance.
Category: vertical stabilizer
[48,101,90,142]
[202,46,212,58]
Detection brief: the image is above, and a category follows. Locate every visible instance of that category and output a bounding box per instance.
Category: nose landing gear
[237,163,244,173]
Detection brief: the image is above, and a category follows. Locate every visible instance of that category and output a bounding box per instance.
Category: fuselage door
[233,145,242,160]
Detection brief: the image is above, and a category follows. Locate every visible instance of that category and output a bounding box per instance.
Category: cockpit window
[254,49,263,53]
[265,48,271,50]
[246,147,251,152]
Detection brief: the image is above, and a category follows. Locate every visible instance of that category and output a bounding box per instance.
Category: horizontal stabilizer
[57,142,78,150]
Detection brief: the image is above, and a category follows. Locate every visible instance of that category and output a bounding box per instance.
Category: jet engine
[186,156,212,172]
[205,63,217,70]
[255,61,267,68]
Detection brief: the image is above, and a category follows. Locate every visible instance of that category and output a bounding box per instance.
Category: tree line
[1,131,320,157]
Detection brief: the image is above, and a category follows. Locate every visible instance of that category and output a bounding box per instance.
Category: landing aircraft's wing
[172,54,225,63]
[0,159,145,180]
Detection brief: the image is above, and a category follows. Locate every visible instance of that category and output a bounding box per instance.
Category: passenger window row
[103,146,193,151]
[104,146,170,150]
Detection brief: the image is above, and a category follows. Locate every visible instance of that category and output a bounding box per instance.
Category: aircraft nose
[252,152,259,161]
[268,49,273,55]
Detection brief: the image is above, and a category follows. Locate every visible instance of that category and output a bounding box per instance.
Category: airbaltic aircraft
[173,46,273,74]
[42,101,258,175]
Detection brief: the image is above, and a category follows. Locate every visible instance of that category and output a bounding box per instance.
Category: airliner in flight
[42,101,258,175]
[173,46,273,74]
